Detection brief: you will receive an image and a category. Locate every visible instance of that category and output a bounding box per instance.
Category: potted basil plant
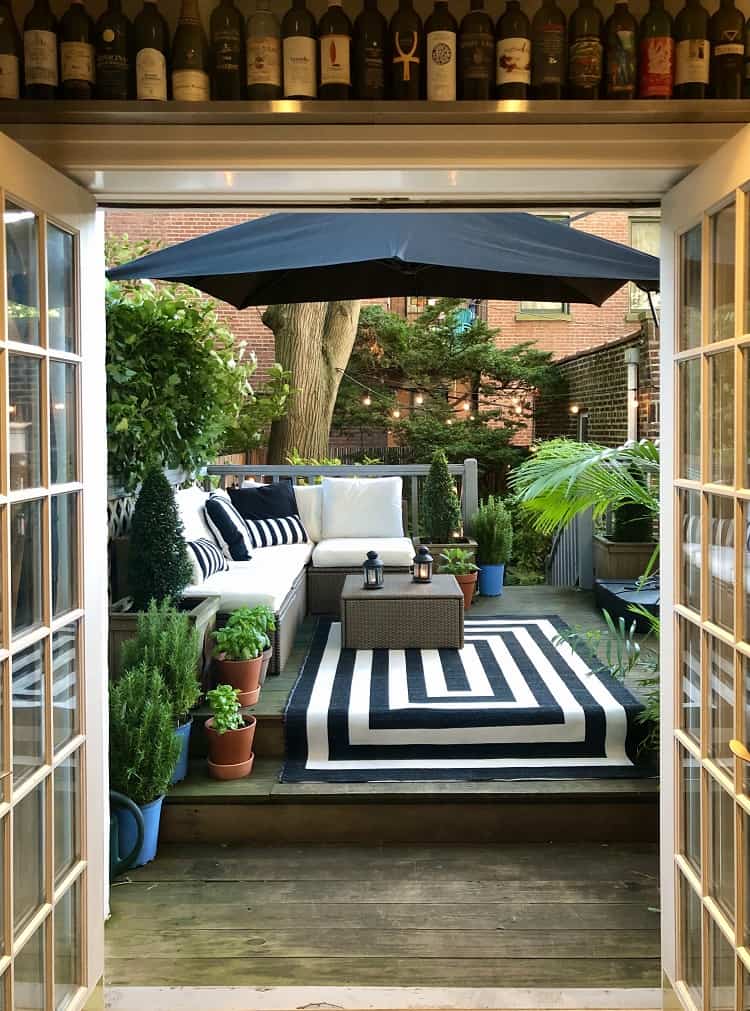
[205,684,257,780]
[439,547,480,610]
[213,608,268,705]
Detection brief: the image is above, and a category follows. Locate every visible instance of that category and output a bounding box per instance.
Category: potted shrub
[213,607,267,705]
[120,600,202,784]
[593,502,657,580]
[473,496,514,597]
[419,449,476,572]
[109,662,180,867]
[205,684,256,780]
[440,547,479,610]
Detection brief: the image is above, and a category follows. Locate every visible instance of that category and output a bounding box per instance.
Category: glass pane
[709,775,735,924]
[709,636,734,770]
[50,362,77,485]
[712,202,735,343]
[52,624,78,752]
[679,489,701,613]
[46,224,75,354]
[4,202,40,346]
[679,872,703,1006]
[12,640,45,784]
[9,354,41,491]
[13,781,45,936]
[55,879,80,1010]
[11,500,42,637]
[54,750,79,885]
[708,495,734,632]
[710,352,734,486]
[709,919,735,1011]
[52,493,78,618]
[680,224,702,350]
[679,358,701,481]
[679,618,701,743]
[679,745,701,873]
[14,920,46,1011]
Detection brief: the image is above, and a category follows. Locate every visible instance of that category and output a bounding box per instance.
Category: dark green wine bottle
[674,0,709,98]
[318,0,352,99]
[95,0,132,99]
[60,0,95,99]
[531,0,566,98]
[172,0,210,100]
[282,0,317,98]
[604,0,637,98]
[354,0,387,99]
[568,0,603,99]
[390,0,423,99]
[24,0,58,98]
[709,0,745,98]
[496,0,531,99]
[0,1,21,99]
[459,0,494,100]
[638,0,673,97]
[134,0,169,99]
[211,0,244,99]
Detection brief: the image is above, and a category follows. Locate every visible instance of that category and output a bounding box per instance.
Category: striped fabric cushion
[186,537,229,583]
[245,514,309,549]
[204,493,254,561]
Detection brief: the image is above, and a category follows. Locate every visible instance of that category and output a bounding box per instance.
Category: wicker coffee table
[340,574,464,650]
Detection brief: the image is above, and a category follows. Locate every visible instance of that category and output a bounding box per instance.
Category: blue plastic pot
[115,795,164,868]
[478,563,505,597]
[171,718,193,785]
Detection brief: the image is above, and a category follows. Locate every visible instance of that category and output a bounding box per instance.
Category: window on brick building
[629,218,661,315]
[406,296,438,315]
[519,216,571,317]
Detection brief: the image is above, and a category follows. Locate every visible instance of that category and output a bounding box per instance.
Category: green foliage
[439,547,479,575]
[213,607,268,661]
[246,604,276,637]
[222,362,296,456]
[473,496,513,565]
[128,468,193,611]
[421,449,462,541]
[504,491,552,583]
[611,501,655,544]
[206,684,244,734]
[120,600,201,724]
[109,662,181,806]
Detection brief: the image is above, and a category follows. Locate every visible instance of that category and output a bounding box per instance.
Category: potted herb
[473,496,514,597]
[109,662,180,866]
[213,607,267,705]
[440,547,479,610]
[246,604,276,684]
[419,449,476,572]
[205,684,256,780]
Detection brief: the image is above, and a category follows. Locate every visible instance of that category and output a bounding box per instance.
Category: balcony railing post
[462,458,479,534]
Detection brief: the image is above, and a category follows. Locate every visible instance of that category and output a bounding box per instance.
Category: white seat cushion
[175,485,214,543]
[312,537,414,569]
[321,476,404,539]
[293,483,323,543]
[183,542,313,611]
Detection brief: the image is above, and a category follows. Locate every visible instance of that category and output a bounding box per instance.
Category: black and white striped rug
[282,616,649,783]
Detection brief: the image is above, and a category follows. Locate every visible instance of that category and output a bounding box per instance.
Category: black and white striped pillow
[186,537,229,583]
[245,514,309,549]
[204,493,254,561]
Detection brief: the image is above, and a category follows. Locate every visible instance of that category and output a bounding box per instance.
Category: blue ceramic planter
[478,563,505,597]
[115,795,164,867]
[171,718,193,785]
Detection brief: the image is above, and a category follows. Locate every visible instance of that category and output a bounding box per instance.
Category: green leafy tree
[421,449,462,541]
[128,468,193,611]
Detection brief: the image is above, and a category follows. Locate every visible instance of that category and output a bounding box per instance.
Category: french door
[0,133,106,1008]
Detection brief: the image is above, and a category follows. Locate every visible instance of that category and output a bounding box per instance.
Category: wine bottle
[709,0,744,98]
[390,0,423,99]
[211,0,244,99]
[246,0,281,98]
[0,2,21,99]
[638,0,673,98]
[60,0,95,99]
[531,0,566,98]
[95,0,131,99]
[354,0,387,99]
[282,0,317,98]
[568,0,602,99]
[318,0,352,99]
[496,0,530,99]
[604,0,636,98]
[172,0,210,100]
[458,0,493,100]
[134,0,169,99]
[425,0,457,100]
[674,0,709,98]
[24,0,58,98]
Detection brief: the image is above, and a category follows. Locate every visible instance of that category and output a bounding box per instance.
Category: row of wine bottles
[3,0,750,101]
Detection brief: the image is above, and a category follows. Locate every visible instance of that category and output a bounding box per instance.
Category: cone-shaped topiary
[128,467,193,611]
[421,449,462,543]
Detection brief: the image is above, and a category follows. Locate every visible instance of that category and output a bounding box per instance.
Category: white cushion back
[293,484,324,543]
[175,485,214,543]
[321,476,404,540]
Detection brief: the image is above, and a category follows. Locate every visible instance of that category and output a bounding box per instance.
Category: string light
[515,405,523,415]
[462,401,471,412]
[446,419,453,426]
[362,395,371,406]
[570,404,580,415]
[392,409,401,419]
[415,393,424,405]
[469,414,475,421]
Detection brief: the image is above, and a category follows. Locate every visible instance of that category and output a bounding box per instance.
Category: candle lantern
[412,545,433,584]
[362,550,384,590]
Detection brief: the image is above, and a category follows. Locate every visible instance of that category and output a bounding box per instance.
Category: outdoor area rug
[281,615,650,783]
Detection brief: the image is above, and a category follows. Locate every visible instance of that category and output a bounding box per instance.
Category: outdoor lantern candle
[363,550,384,590]
[412,545,433,583]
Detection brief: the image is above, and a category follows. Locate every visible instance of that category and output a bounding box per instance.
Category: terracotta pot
[454,572,478,611]
[208,754,255,780]
[205,716,256,780]
[214,655,263,706]
[259,646,273,686]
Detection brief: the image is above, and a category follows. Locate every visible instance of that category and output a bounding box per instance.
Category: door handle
[729,739,750,762]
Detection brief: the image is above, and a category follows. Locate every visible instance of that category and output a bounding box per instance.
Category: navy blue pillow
[228,482,299,522]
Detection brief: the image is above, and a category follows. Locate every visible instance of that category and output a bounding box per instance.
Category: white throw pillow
[175,485,214,543]
[293,484,323,543]
[321,476,403,540]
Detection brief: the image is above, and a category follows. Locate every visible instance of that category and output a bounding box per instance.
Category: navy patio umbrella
[108,211,660,308]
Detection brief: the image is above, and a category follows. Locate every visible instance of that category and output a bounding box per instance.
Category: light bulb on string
[362,395,372,406]
[415,393,424,405]
[446,419,453,426]
[462,401,471,412]
[392,409,401,419]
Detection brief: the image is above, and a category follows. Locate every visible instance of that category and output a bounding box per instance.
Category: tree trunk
[263,301,361,463]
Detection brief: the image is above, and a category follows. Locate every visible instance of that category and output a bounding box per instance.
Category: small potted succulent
[440,547,479,610]
[473,496,514,597]
[205,684,256,780]
[212,608,267,705]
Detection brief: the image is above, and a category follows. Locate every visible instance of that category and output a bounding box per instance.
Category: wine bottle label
[61,41,95,83]
[283,35,316,96]
[426,29,456,100]
[24,29,58,86]
[359,43,385,92]
[675,38,709,84]
[460,33,493,81]
[0,54,19,98]
[320,33,351,85]
[606,30,636,93]
[568,36,603,87]
[393,29,420,83]
[172,67,210,99]
[532,25,565,85]
[247,36,281,86]
[97,50,129,85]
[639,35,674,96]
[496,36,531,85]
[136,47,167,98]
[714,42,744,56]
[214,28,241,70]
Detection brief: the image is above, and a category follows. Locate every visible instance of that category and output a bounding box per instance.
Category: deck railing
[546,510,594,589]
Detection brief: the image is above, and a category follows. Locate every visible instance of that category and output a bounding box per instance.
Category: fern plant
[473,496,513,565]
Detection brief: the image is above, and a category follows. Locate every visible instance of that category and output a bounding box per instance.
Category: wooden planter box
[415,537,478,574]
[592,535,657,581]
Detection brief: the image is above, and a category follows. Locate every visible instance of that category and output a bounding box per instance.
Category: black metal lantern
[412,545,433,583]
[363,550,384,590]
